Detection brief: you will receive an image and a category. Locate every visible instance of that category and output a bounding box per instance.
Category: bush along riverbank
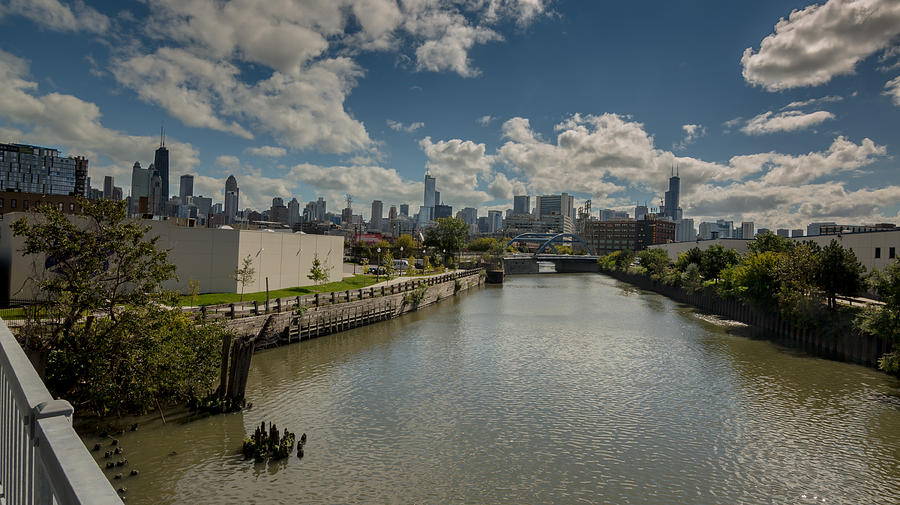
[597,231,898,373]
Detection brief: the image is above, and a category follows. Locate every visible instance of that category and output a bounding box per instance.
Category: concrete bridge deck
[503,254,600,274]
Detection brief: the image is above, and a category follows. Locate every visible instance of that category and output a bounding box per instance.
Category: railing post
[230,303,235,319]
[253,300,259,316]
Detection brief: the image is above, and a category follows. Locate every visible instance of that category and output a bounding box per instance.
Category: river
[87,274,900,504]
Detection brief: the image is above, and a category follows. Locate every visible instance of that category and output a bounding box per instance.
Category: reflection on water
[86,274,900,504]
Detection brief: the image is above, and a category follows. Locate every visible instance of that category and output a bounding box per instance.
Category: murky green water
[87,274,900,504]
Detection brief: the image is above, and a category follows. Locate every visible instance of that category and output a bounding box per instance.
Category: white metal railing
[0,318,122,505]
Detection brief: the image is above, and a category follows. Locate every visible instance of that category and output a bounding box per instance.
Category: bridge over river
[503,253,601,274]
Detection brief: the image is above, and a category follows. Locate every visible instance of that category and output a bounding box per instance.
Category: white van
[392,259,409,271]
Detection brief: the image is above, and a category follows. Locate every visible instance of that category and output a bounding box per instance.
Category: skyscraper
[288,198,300,227]
[0,143,86,196]
[663,166,680,221]
[741,222,755,239]
[224,175,239,225]
[130,162,149,216]
[424,173,436,208]
[179,174,194,198]
[400,204,409,217]
[103,176,114,200]
[536,193,574,220]
[513,195,530,215]
[370,200,383,230]
[154,128,169,215]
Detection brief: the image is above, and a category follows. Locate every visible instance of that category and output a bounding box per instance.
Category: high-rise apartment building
[224,175,239,225]
[675,219,696,242]
[536,193,574,220]
[791,229,804,238]
[776,228,789,237]
[179,174,194,198]
[399,204,409,217]
[0,143,87,196]
[741,222,755,240]
[513,195,530,215]
[488,210,503,233]
[806,222,836,236]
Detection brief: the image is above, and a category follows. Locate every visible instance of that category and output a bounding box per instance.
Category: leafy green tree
[681,263,702,293]
[424,217,468,255]
[674,247,703,272]
[232,255,255,302]
[700,244,741,284]
[776,242,824,324]
[857,260,900,371]
[467,237,500,252]
[382,250,396,278]
[816,239,866,310]
[12,198,225,415]
[393,234,418,255]
[748,230,795,254]
[637,248,670,280]
[307,252,332,291]
[724,251,781,305]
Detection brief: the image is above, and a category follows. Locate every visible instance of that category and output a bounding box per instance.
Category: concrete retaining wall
[602,269,893,370]
[224,270,485,349]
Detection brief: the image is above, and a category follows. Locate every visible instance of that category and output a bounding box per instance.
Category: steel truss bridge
[505,233,595,256]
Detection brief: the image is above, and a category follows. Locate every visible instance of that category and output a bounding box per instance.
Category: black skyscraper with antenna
[154,126,169,215]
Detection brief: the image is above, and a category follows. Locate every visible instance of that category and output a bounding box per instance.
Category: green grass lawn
[180,275,380,306]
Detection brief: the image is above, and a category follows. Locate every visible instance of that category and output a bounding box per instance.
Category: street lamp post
[399,246,404,276]
[376,247,381,283]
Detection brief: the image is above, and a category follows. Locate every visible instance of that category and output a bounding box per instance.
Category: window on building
[875,247,881,259]
[11,199,15,209]
[22,200,28,210]
[891,247,896,259]
[0,198,3,209]
[69,203,75,212]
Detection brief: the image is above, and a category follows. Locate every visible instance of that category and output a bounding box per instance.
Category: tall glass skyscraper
[663,166,680,221]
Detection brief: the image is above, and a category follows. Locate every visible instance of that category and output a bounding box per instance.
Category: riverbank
[601,269,893,370]
[222,268,485,349]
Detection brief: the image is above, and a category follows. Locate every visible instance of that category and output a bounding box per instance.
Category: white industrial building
[651,229,900,274]
[0,213,343,304]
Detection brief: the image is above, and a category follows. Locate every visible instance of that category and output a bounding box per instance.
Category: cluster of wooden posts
[603,270,891,368]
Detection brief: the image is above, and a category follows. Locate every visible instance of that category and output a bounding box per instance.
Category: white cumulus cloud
[387,119,425,132]
[741,0,900,90]
[740,110,835,135]
[244,145,287,158]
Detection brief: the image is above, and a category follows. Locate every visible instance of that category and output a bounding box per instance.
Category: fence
[602,270,891,368]
[0,318,122,505]
[191,269,482,321]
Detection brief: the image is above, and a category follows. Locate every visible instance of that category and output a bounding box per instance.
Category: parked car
[393,259,410,271]
[368,266,386,275]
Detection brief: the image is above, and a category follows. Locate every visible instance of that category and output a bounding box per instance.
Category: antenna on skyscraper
[345,193,353,209]
[160,124,165,148]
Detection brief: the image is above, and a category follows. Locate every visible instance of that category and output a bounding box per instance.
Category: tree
[424,217,468,255]
[232,255,255,302]
[857,260,900,371]
[681,263,702,293]
[394,234,418,255]
[816,239,866,310]
[467,237,500,252]
[382,250,396,279]
[748,230,795,255]
[307,252,333,291]
[700,244,741,283]
[723,251,780,306]
[637,248,670,280]
[674,247,703,272]
[12,198,225,415]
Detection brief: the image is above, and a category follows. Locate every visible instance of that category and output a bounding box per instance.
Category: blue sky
[1,0,900,230]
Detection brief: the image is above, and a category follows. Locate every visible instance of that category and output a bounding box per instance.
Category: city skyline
[0,1,899,229]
